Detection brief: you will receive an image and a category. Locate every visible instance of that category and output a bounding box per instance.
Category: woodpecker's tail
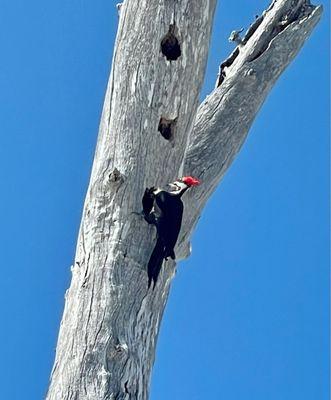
[147,238,165,289]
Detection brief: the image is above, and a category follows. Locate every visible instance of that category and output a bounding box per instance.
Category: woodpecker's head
[168,176,201,194]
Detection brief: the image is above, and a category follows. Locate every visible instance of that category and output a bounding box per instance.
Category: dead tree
[46,1,322,399]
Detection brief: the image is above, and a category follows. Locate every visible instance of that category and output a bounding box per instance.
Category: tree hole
[160,24,181,61]
[158,117,176,140]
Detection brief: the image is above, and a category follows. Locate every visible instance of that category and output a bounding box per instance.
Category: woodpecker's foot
[144,213,157,225]
[145,186,156,194]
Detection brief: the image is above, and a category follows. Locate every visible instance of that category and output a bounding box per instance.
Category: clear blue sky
[0,1,329,399]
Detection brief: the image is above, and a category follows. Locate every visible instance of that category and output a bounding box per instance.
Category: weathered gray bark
[46,1,322,399]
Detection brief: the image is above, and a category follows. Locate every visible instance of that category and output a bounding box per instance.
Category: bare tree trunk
[46,1,322,399]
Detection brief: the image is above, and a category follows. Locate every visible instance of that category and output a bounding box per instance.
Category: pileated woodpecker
[142,176,200,288]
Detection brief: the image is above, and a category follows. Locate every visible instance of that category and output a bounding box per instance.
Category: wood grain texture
[46,1,321,399]
[47,1,217,399]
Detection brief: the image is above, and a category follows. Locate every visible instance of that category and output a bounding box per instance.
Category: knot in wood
[245,68,256,77]
[115,343,128,355]
[109,168,124,185]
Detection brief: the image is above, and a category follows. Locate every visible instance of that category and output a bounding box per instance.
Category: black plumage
[142,187,186,288]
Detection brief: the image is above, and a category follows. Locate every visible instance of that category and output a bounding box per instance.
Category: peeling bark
[46,1,322,399]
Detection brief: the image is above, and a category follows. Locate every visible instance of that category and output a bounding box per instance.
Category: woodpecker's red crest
[181,176,201,187]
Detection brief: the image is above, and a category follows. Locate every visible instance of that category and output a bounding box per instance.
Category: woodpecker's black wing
[145,189,185,287]
[155,192,184,260]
